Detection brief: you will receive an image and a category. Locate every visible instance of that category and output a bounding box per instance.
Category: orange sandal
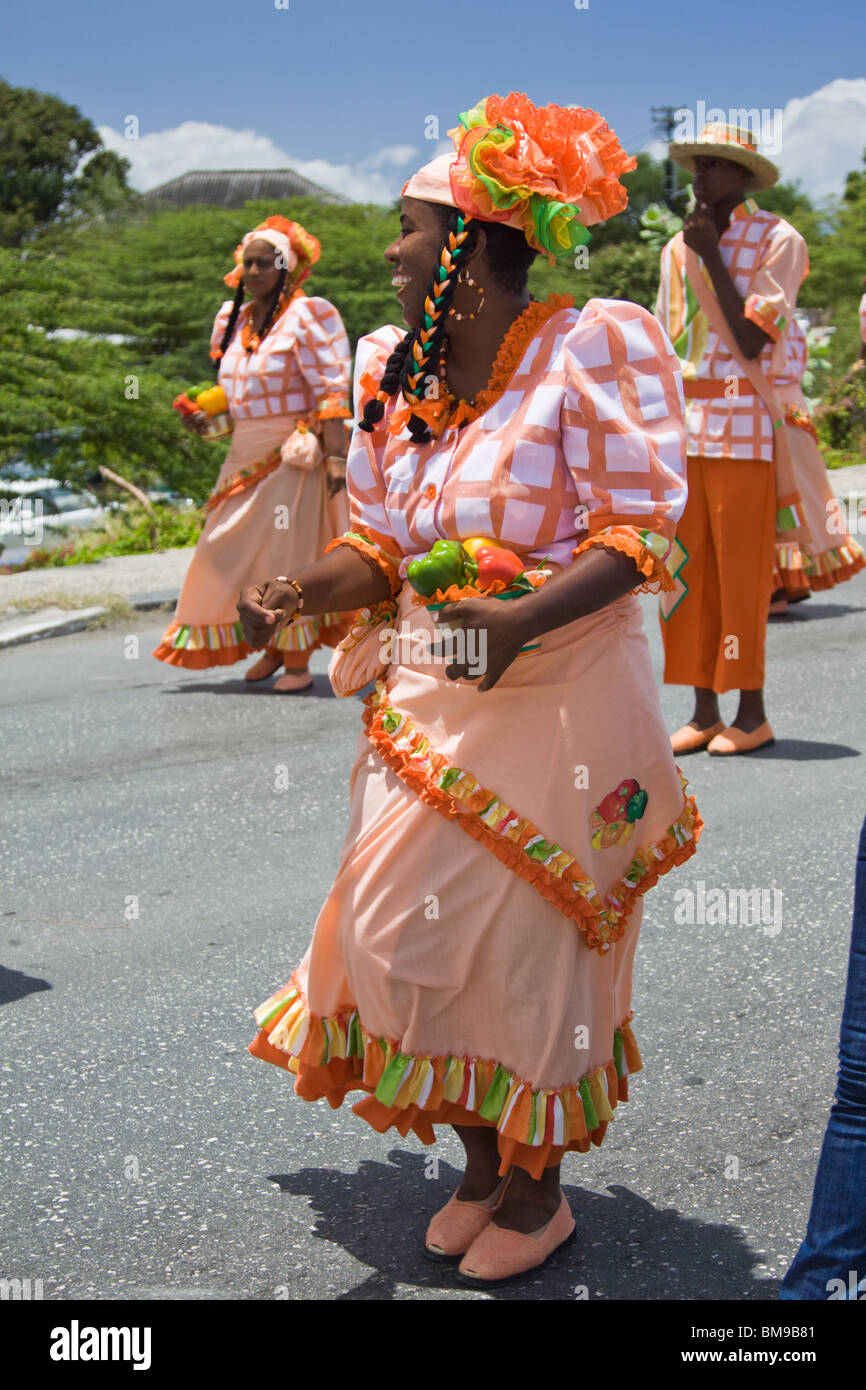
[456,1190,576,1286]
[424,1173,512,1263]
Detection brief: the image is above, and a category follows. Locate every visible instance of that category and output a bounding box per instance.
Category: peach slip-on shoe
[272,670,313,693]
[245,653,283,682]
[707,721,775,756]
[670,720,725,754]
[424,1173,512,1263]
[455,1190,576,1286]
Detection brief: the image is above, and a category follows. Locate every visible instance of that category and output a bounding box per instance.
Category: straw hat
[669,122,779,191]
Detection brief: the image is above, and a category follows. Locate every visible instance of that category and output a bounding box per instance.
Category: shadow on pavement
[737,740,860,761]
[0,964,51,1006]
[160,675,336,700]
[267,1149,778,1301]
[768,601,863,623]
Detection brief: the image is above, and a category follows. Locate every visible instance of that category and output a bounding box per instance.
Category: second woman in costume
[154,216,353,690]
[770,317,864,610]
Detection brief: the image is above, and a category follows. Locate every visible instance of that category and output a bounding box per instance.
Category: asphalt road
[1,578,865,1303]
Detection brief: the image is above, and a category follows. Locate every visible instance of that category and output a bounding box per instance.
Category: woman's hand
[432,596,529,692]
[180,410,210,436]
[237,578,300,647]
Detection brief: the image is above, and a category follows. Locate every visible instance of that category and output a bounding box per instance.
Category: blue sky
[4,0,866,200]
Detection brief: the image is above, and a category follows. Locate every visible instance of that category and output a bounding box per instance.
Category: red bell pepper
[172,392,199,417]
[474,545,524,588]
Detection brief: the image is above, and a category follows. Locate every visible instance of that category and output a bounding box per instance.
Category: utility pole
[651,106,685,211]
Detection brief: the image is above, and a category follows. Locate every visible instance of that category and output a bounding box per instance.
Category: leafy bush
[814,371,866,463]
[0,502,203,572]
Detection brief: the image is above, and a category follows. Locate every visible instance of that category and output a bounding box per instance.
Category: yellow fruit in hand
[195,385,229,417]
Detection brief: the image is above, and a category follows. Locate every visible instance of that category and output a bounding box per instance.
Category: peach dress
[153,292,352,668]
[249,295,703,1176]
[772,320,865,595]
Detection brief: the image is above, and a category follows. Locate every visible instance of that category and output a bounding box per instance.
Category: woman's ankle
[453,1124,505,1200]
[493,1167,562,1232]
[457,1168,508,1203]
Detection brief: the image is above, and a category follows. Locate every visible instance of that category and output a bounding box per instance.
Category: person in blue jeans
[781,811,866,1299]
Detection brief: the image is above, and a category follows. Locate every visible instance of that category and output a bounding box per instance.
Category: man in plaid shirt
[655,122,808,756]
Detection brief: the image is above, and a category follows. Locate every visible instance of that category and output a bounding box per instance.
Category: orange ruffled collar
[364,294,575,441]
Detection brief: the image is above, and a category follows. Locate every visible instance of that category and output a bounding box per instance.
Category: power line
[619,127,659,152]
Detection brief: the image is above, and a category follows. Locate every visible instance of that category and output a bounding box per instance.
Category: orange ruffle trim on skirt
[249,975,642,1179]
[152,614,351,668]
[773,538,866,596]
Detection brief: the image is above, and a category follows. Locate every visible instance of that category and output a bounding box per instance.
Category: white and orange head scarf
[224,216,321,289]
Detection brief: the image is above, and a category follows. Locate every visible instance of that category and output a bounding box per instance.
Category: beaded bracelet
[275,576,304,618]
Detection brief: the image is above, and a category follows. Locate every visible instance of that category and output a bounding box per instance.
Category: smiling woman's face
[384,197,452,328]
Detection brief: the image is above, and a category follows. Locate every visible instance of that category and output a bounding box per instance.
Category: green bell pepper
[407,540,467,598]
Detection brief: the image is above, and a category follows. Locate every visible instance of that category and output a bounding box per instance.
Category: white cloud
[775,78,866,200]
[100,83,866,209]
[641,139,668,165]
[367,145,418,170]
[97,121,419,203]
[639,80,866,202]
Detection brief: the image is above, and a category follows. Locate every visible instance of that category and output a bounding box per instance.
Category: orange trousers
[661,455,775,693]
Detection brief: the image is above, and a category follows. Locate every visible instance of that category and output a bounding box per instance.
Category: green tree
[69,149,138,223]
[0,81,134,246]
[797,153,866,368]
[0,246,222,498]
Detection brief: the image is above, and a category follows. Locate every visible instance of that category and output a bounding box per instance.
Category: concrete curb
[0,592,179,651]
[0,607,110,649]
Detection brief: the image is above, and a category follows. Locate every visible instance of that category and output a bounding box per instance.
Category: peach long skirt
[249,583,702,1177]
[153,414,350,668]
[773,386,865,597]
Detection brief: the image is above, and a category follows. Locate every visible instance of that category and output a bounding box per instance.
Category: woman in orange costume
[240,95,702,1285]
[153,216,353,691]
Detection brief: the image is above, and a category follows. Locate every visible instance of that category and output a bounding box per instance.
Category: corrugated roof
[144,168,350,208]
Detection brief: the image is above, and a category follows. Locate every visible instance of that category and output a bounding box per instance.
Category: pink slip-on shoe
[707,721,775,756]
[424,1173,512,1262]
[669,720,725,754]
[245,653,283,682]
[272,670,313,693]
[456,1190,576,1286]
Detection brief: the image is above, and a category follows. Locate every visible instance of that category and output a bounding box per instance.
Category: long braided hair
[215,264,289,363]
[358,209,479,444]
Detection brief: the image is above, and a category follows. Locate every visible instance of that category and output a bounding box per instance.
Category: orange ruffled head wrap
[224,215,321,290]
[403,93,637,263]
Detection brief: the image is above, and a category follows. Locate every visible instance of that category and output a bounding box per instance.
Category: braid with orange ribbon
[358,210,478,444]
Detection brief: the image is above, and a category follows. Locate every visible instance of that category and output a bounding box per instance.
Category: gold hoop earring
[449,266,485,321]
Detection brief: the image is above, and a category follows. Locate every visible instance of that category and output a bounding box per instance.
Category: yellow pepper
[460,536,502,562]
[195,385,229,417]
